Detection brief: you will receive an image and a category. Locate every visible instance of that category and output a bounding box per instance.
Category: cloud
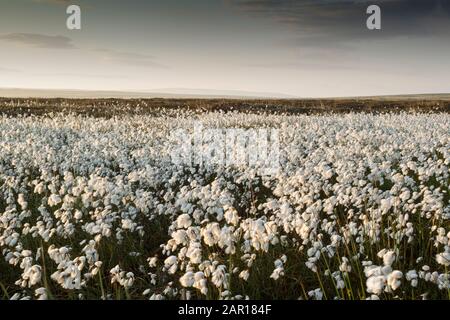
[36,72,132,79]
[32,0,72,4]
[244,42,356,70]
[0,67,20,73]
[31,0,94,10]
[245,61,354,70]
[0,33,76,49]
[93,48,168,69]
[0,33,166,70]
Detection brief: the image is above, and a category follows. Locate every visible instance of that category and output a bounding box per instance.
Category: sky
[0,0,449,98]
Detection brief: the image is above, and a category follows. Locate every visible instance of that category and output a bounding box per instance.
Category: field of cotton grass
[0,105,449,300]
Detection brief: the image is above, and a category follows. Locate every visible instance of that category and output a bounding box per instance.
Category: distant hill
[1,88,450,101]
[349,94,450,101]
[0,88,295,99]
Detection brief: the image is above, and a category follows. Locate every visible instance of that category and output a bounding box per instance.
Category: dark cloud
[0,33,76,49]
[230,0,450,45]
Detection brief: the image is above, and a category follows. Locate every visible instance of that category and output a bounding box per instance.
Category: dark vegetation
[0,97,449,118]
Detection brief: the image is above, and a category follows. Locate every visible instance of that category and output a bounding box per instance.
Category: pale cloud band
[0,33,76,49]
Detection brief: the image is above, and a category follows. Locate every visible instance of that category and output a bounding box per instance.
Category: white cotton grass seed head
[436,251,450,267]
[176,214,192,229]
